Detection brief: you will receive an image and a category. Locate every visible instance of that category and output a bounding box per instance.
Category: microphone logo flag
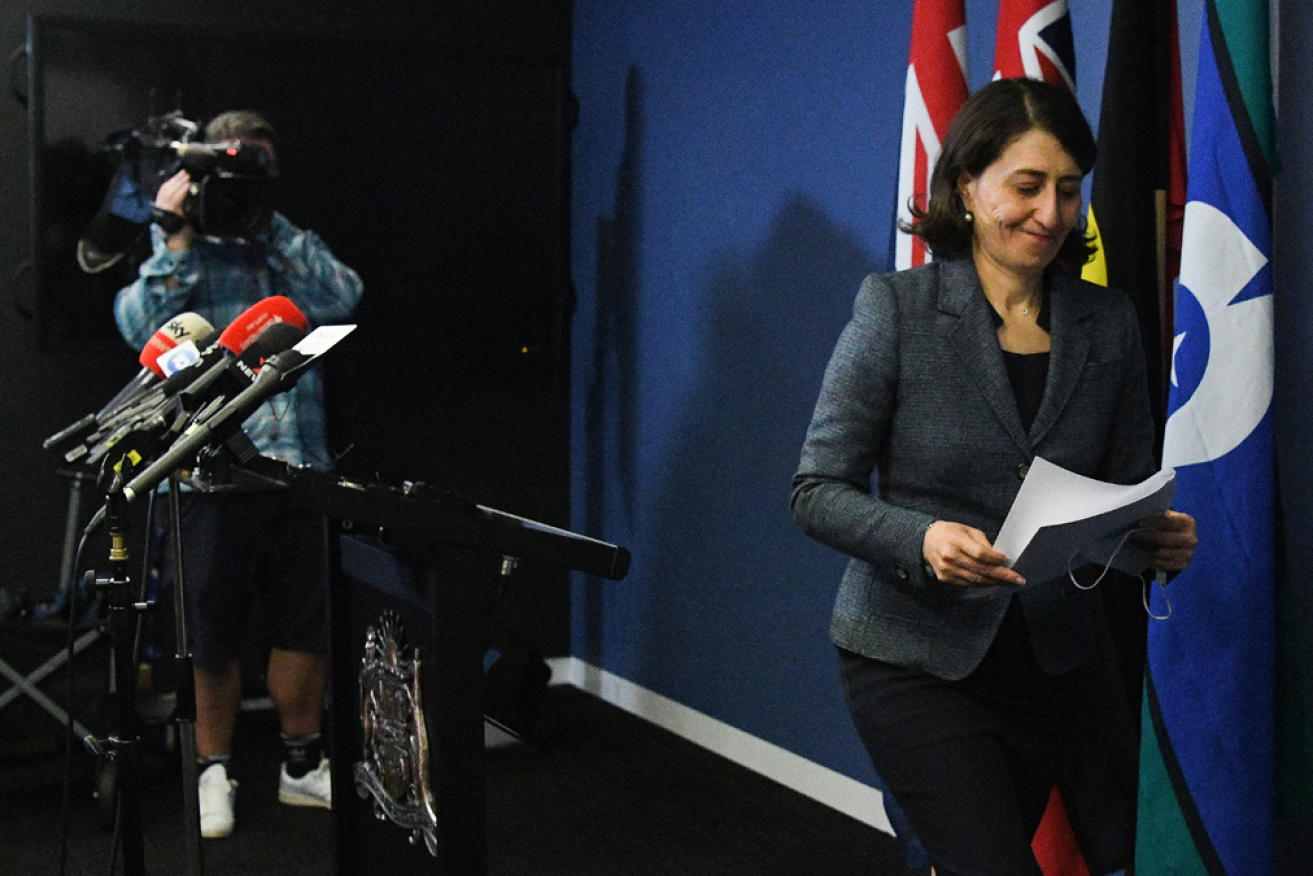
[157,340,203,377]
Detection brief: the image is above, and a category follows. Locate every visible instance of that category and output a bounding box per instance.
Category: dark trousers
[839,601,1081,876]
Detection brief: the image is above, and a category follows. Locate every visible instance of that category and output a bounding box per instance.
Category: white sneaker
[278,756,331,809]
[197,762,237,839]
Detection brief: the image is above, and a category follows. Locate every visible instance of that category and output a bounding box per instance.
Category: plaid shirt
[114,212,362,471]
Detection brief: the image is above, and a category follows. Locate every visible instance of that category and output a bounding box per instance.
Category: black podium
[332,534,490,875]
[271,469,629,876]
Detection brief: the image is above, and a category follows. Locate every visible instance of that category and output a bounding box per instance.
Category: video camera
[167,137,276,240]
[93,111,275,243]
[78,112,279,278]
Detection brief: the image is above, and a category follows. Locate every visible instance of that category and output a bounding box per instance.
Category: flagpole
[1155,188,1171,420]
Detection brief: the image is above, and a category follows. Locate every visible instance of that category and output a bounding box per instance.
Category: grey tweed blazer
[791,257,1156,681]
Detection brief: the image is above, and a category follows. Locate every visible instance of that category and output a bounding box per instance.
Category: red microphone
[216,296,309,356]
[139,312,215,377]
[94,312,216,420]
[101,297,307,431]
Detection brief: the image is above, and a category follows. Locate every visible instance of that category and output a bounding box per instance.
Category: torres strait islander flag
[894,0,969,270]
[1138,1,1278,875]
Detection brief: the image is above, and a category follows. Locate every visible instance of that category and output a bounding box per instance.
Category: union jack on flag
[993,0,1076,90]
[894,0,969,270]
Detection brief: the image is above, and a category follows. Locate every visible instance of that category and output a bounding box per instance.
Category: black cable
[104,790,121,876]
[57,527,92,876]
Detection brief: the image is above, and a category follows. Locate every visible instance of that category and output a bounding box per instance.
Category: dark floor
[0,684,912,876]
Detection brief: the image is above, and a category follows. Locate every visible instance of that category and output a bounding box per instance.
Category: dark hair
[905,77,1097,269]
[203,109,276,145]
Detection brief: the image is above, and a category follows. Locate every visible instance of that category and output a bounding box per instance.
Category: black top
[1003,351,1049,433]
[986,287,1051,433]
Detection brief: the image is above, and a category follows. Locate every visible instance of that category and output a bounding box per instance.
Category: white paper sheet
[991,456,1177,586]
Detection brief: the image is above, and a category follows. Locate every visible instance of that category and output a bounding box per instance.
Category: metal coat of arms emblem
[354,611,440,855]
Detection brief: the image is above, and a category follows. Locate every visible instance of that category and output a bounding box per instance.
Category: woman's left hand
[1131,509,1198,573]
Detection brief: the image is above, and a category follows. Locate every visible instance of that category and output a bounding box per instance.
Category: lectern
[272,470,630,875]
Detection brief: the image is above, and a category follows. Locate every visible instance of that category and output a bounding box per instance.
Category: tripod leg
[58,474,86,606]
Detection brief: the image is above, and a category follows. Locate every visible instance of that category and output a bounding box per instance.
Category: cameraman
[113,110,362,839]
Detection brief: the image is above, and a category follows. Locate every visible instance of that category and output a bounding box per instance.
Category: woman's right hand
[923,520,1026,588]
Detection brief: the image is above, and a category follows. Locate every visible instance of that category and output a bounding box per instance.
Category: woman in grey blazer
[792,79,1197,876]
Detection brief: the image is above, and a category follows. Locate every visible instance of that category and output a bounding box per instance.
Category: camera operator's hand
[153,169,194,251]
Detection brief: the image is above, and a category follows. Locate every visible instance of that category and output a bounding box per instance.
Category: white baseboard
[547,656,893,835]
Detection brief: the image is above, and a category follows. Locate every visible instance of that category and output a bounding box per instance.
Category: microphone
[172,140,273,176]
[79,316,307,469]
[141,312,216,377]
[44,313,213,455]
[217,295,308,347]
[119,326,352,504]
[58,298,307,468]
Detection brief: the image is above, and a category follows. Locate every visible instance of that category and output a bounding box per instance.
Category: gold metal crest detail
[354,611,439,855]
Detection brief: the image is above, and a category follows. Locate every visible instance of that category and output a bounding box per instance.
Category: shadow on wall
[645,192,875,747]
[641,194,925,872]
[580,66,644,667]
[587,65,643,528]
[572,72,929,867]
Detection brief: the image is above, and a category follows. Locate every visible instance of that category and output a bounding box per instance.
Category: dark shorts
[838,601,1081,876]
[164,491,329,673]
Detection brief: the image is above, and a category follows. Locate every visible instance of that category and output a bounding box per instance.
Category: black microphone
[119,346,316,504]
[62,299,307,467]
[79,320,306,470]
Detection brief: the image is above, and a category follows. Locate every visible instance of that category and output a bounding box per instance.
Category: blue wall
[567,0,1278,794]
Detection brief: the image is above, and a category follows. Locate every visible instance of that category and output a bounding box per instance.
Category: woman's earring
[964,210,974,223]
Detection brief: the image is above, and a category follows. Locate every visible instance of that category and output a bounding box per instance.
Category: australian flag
[993,3,1088,873]
[894,0,969,271]
[993,0,1076,90]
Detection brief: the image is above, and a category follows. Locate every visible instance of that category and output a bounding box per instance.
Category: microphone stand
[169,475,205,876]
[83,476,205,876]
[87,483,148,876]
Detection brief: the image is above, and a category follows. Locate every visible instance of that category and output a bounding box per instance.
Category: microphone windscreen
[239,321,306,367]
[138,312,215,376]
[217,296,309,355]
